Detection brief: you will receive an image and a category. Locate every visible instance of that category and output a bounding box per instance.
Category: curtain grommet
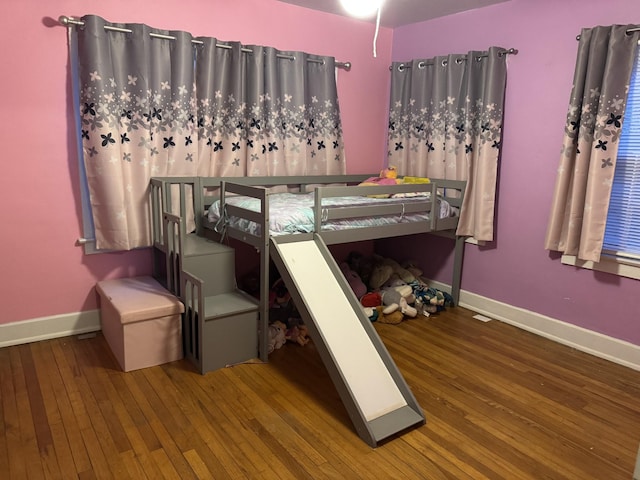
[441,59,448,67]
[398,64,406,72]
[418,61,426,69]
[455,57,465,65]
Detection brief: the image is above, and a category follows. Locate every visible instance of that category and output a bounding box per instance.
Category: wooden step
[203,291,259,321]
[183,290,259,374]
[181,235,237,297]
[183,233,234,258]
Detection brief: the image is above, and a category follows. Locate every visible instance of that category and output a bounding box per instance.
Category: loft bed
[151,174,466,447]
[150,174,467,363]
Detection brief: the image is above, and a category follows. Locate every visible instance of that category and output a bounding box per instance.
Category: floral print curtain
[195,42,345,178]
[387,47,508,241]
[545,25,639,262]
[73,15,345,251]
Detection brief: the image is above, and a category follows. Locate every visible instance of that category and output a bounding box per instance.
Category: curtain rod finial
[58,15,70,25]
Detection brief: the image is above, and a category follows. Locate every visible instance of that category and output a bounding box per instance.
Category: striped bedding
[207,191,454,237]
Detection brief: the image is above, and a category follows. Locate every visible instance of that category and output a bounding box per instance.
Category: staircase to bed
[151,183,259,375]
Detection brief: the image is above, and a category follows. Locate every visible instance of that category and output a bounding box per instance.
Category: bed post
[258,192,270,363]
[451,234,465,305]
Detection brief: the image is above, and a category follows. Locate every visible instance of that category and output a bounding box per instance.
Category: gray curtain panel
[545,25,639,262]
[74,15,345,251]
[387,47,508,241]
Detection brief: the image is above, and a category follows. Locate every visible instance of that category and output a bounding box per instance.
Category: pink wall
[0,0,391,325]
[387,0,640,344]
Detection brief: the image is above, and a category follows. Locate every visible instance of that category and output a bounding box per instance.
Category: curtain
[195,43,345,178]
[74,15,345,251]
[387,47,508,241]
[545,25,639,262]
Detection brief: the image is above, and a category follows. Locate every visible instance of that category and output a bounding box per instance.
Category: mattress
[207,191,454,237]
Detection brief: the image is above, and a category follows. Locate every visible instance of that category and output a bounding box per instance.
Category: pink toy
[340,262,367,299]
[359,165,401,186]
[286,324,310,346]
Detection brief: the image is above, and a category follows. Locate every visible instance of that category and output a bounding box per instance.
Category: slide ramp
[270,234,425,447]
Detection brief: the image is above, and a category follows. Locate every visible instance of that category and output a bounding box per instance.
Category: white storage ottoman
[96,276,184,372]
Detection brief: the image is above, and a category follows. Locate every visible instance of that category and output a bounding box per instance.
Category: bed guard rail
[150,177,200,251]
[162,212,183,297]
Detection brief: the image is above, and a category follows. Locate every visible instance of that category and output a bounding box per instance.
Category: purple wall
[386,0,640,344]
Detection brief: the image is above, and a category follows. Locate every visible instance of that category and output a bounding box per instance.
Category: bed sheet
[207,191,454,237]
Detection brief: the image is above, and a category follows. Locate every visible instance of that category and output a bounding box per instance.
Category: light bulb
[339,0,384,18]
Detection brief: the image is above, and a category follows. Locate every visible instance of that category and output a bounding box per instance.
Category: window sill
[561,253,640,281]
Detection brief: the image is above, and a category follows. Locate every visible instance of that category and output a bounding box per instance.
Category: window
[603,44,640,260]
[562,41,640,279]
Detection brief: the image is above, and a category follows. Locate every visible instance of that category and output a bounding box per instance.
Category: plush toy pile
[344,251,454,325]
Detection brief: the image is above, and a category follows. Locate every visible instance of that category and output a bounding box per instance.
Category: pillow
[402,176,431,184]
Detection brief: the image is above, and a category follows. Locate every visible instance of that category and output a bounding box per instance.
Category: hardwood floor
[1,306,639,479]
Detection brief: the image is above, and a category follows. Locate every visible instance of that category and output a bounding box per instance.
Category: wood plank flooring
[1,306,639,479]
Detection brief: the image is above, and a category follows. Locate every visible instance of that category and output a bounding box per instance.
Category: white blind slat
[603,45,640,255]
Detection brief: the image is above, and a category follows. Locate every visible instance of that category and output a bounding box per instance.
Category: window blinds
[603,44,640,257]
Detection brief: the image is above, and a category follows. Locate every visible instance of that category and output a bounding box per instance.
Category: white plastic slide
[270,235,425,447]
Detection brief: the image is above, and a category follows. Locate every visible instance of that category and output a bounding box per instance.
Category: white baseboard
[0,310,101,349]
[3,288,640,373]
[429,280,640,372]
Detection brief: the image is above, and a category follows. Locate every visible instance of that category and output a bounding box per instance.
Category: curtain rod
[576,26,640,40]
[58,16,352,71]
[389,47,518,71]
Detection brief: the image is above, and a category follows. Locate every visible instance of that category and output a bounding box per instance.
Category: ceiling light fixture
[339,0,384,19]
[339,0,385,58]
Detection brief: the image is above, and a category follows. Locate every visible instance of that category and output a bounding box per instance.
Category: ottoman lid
[96,276,184,324]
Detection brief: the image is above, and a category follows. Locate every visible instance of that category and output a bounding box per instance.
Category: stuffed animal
[340,262,367,299]
[369,257,394,291]
[415,298,438,317]
[269,278,301,324]
[362,306,378,322]
[368,254,416,291]
[347,251,374,288]
[381,286,418,318]
[286,324,310,346]
[374,305,405,325]
[409,280,455,312]
[360,296,405,325]
[359,166,402,186]
[360,291,382,308]
[269,278,291,308]
[359,166,403,198]
[268,320,287,353]
[380,256,416,284]
[402,261,424,280]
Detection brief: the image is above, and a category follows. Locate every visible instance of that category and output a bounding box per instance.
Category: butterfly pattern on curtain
[387,47,508,242]
[74,15,345,251]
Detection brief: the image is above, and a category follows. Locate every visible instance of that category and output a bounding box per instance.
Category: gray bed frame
[150,174,467,364]
[150,174,466,446]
